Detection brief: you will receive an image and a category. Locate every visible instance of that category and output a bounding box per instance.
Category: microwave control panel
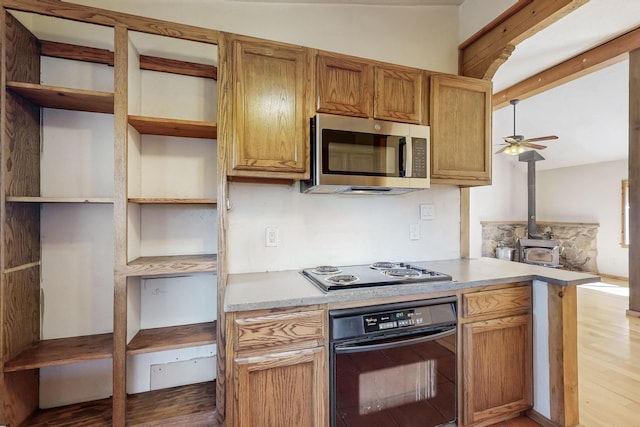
[411,137,427,178]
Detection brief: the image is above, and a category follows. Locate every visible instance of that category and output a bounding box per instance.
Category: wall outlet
[265,226,279,247]
[420,203,436,220]
[409,223,420,240]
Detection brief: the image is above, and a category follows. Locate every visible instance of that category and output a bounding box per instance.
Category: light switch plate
[420,203,435,220]
[409,223,420,240]
[265,226,279,247]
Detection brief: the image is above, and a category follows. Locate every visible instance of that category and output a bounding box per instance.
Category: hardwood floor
[490,280,639,427]
[576,280,640,427]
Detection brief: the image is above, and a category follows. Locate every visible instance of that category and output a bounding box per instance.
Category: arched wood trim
[459,0,588,79]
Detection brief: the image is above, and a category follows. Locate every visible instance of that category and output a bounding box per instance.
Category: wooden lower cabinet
[233,347,326,427]
[460,285,533,426]
[226,306,328,427]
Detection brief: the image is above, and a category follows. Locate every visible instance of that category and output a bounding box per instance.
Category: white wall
[72,0,460,73]
[459,0,518,42]
[468,153,528,257]
[228,182,460,273]
[537,160,629,278]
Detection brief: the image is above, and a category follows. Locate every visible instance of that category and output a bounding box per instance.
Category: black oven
[329,297,457,427]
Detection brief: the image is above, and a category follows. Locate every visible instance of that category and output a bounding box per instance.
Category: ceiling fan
[495,99,559,155]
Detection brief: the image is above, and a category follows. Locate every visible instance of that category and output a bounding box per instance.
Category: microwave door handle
[399,138,407,177]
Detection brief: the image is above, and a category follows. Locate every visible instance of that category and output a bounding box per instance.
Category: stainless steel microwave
[300,113,430,195]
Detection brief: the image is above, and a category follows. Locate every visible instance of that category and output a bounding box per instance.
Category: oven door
[331,326,457,427]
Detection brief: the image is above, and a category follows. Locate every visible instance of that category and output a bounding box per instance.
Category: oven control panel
[330,297,457,341]
[363,309,424,333]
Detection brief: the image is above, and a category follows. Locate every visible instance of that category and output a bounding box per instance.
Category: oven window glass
[334,336,456,427]
[322,129,403,176]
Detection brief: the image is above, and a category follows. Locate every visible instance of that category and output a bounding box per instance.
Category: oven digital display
[363,309,423,332]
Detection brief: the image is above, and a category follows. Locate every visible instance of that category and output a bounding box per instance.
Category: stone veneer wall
[481,221,599,273]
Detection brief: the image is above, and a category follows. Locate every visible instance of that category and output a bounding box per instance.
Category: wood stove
[519,238,561,267]
[517,151,562,268]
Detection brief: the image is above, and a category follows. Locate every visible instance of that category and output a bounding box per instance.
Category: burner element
[370,262,401,270]
[312,265,341,275]
[381,268,421,278]
[325,274,359,285]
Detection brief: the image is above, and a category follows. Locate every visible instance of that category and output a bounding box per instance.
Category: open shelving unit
[0,5,221,427]
[119,28,219,426]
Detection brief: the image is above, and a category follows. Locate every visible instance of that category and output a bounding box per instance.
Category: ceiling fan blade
[520,135,558,143]
[520,142,547,150]
[495,145,510,154]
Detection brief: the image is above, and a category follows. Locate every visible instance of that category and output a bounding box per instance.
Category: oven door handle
[334,327,456,354]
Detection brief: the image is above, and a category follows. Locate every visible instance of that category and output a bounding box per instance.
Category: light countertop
[224,257,600,312]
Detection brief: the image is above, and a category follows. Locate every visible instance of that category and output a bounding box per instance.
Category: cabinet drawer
[462,286,531,319]
[235,309,325,352]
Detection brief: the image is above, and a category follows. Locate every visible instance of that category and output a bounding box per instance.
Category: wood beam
[494,26,640,109]
[40,40,218,80]
[547,284,579,427]
[460,0,588,80]
[627,49,640,317]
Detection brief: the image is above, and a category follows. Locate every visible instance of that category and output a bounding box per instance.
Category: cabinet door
[430,74,492,186]
[233,347,327,427]
[231,38,311,178]
[462,314,533,425]
[317,53,373,118]
[374,65,425,124]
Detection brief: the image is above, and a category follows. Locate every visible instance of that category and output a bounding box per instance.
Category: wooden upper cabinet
[316,53,373,118]
[374,65,426,124]
[430,74,492,186]
[316,52,426,124]
[229,36,312,179]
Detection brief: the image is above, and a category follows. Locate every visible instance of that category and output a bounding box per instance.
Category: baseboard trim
[626,309,640,318]
[526,409,561,427]
[597,272,629,282]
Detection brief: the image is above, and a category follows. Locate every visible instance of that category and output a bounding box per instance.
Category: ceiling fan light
[505,145,526,155]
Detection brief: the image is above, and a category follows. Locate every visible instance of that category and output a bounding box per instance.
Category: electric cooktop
[301,262,452,292]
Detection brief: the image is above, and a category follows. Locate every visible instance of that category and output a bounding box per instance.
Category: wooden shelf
[128,115,217,139]
[6,196,114,204]
[128,197,216,205]
[4,333,113,372]
[6,81,114,114]
[126,254,218,277]
[11,390,219,427]
[127,321,216,355]
[127,381,218,426]
[20,397,112,427]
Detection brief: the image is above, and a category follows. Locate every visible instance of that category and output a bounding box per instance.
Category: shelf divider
[7,81,114,113]
[127,321,216,355]
[19,397,113,427]
[127,381,217,426]
[128,198,216,205]
[6,196,114,204]
[126,254,218,277]
[128,115,217,139]
[4,333,113,372]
